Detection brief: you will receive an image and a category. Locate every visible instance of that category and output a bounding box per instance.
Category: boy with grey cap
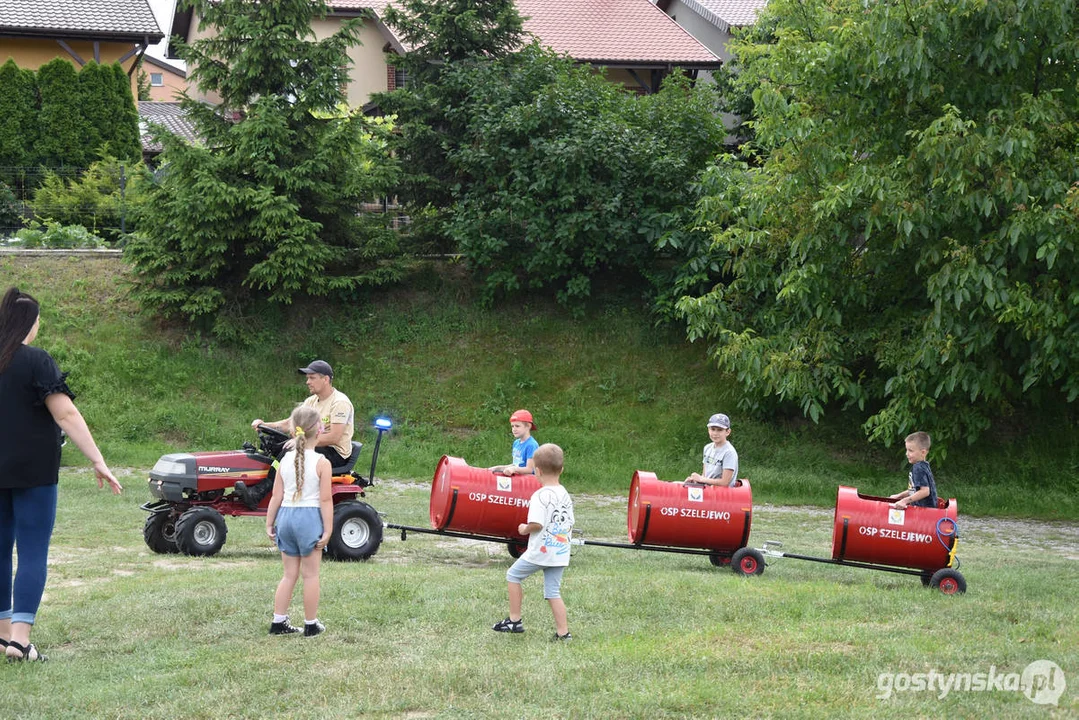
[685,413,739,487]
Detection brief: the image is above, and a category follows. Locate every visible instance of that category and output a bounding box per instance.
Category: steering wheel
[257,424,290,441]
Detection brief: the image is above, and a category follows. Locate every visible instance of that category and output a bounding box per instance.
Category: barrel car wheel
[709,552,731,568]
[929,568,966,595]
[731,547,765,576]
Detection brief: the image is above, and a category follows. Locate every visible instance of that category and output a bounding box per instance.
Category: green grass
[2,254,1078,519]
[3,475,1077,718]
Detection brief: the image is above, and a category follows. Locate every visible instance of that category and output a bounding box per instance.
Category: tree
[34,59,87,167]
[679,0,1079,449]
[372,0,525,214]
[136,64,152,101]
[107,62,142,161]
[442,46,726,306]
[125,0,401,336]
[0,59,39,174]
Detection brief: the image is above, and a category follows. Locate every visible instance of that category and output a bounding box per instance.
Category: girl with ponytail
[265,405,332,637]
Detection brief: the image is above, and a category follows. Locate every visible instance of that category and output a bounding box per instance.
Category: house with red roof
[0,0,163,95]
[654,0,768,63]
[170,0,722,106]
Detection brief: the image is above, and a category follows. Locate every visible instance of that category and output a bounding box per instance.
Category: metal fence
[1,165,409,243]
[0,165,131,242]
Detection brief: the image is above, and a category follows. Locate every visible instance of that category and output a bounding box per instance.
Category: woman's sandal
[5,640,47,662]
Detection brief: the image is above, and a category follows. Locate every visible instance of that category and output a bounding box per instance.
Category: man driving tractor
[236,360,355,509]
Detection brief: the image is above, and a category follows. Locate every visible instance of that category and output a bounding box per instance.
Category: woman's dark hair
[0,287,40,373]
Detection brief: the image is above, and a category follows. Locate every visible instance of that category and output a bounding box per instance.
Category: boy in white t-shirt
[492,443,575,640]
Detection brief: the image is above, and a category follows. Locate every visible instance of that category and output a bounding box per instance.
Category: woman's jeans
[0,484,58,625]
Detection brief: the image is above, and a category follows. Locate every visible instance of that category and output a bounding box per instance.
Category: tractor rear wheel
[327,501,383,560]
[143,511,180,554]
[175,507,228,557]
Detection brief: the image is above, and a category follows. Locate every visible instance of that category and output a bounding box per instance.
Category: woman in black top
[0,287,122,662]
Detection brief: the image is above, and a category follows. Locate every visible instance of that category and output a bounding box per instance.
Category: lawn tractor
[141,420,391,560]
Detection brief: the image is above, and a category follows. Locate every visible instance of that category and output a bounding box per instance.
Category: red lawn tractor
[140,420,391,560]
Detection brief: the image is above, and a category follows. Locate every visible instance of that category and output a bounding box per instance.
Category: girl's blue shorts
[275,507,323,557]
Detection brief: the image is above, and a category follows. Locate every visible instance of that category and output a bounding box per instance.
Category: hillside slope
[3,253,1076,518]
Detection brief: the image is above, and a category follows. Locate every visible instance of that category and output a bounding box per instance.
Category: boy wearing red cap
[489,409,538,476]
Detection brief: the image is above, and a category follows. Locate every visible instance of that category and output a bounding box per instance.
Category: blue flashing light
[374,417,393,430]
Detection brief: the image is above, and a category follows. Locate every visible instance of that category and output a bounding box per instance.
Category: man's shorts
[506,558,567,599]
[275,507,323,557]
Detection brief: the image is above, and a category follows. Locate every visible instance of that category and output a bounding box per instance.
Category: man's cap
[707,413,731,429]
[298,360,334,378]
[509,409,536,430]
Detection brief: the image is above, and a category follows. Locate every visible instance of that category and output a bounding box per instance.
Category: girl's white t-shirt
[278,449,323,507]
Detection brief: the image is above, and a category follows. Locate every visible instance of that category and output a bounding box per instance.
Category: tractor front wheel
[327,501,383,560]
[175,507,228,557]
[143,511,180,554]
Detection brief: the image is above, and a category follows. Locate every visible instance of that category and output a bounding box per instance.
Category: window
[150,73,164,87]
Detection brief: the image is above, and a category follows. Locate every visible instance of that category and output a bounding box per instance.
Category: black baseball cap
[298,360,333,378]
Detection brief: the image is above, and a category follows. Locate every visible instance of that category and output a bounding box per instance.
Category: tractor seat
[330,441,363,476]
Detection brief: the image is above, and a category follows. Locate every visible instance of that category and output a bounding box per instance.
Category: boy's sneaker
[303,620,326,637]
[269,618,301,635]
[492,617,524,633]
[552,632,572,641]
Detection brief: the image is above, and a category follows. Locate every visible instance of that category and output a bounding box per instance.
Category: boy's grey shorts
[506,558,567,599]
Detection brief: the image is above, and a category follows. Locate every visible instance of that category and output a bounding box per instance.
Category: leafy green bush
[29,157,142,243]
[13,220,106,248]
[441,46,725,307]
[0,182,23,234]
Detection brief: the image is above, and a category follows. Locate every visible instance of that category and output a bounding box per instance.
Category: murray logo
[496,477,512,492]
[198,465,231,474]
[687,486,704,503]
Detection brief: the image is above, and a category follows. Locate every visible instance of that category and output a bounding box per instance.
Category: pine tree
[125,0,401,334]
[35,59,87,168]
[0,59,39,178]
[108,62,142,161]
[78,61,111,159]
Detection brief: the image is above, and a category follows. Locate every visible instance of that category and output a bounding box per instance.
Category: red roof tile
[329,0,720,66]
[515,0,719,65]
